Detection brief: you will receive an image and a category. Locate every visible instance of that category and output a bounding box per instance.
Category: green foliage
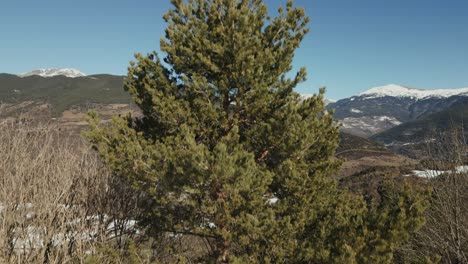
[86,0,429,262]
[84,240,146,264]
[358,180,430,263]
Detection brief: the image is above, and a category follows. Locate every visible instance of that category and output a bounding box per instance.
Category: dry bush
[0,122,140,263]
[397,129,468,264]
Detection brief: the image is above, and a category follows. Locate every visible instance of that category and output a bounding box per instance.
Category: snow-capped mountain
[359,84,468,100]
[300,94,335,106]
[19,68,86,78]
[328,84,468,137]
[323,98,335,106]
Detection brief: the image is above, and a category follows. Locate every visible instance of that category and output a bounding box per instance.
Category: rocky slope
[370,100,468,157]
[328,84,468,137]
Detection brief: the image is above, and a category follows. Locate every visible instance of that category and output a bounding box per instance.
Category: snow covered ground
[0,203,138,253]
[411,166,468,178]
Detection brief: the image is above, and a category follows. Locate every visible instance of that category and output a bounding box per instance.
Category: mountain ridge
[359,84,468,100]
[0,73,129,115]
[371,99,468,145]
[329,84,468,137]
[19,68,87,78]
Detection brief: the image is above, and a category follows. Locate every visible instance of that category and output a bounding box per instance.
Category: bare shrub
[397,128,468,264]
[0,122,140,263]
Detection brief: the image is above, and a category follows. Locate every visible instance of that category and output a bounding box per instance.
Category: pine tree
[86,0,428,262]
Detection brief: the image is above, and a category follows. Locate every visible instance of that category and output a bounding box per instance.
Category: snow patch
[267,196,279,205]
[378,116,402,125]
[412,170,445,178]
[411,166,468,178]
[456,166,468,173]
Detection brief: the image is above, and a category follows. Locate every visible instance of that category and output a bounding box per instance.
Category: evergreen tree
[86,0,428,262]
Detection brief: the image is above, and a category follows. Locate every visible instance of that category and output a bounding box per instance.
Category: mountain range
[2,68,467,157]
[19,68,87,78]
[0,70,129,115]
[328,84,468,138]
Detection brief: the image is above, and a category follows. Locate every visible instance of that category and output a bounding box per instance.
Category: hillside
[328,84,468,137]
[371,100,468,156]
[335,132,414,177]
[0,74,130,115]
[337,132,391,159]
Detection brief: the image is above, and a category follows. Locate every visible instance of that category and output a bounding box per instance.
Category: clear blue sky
[1,0,467,99]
